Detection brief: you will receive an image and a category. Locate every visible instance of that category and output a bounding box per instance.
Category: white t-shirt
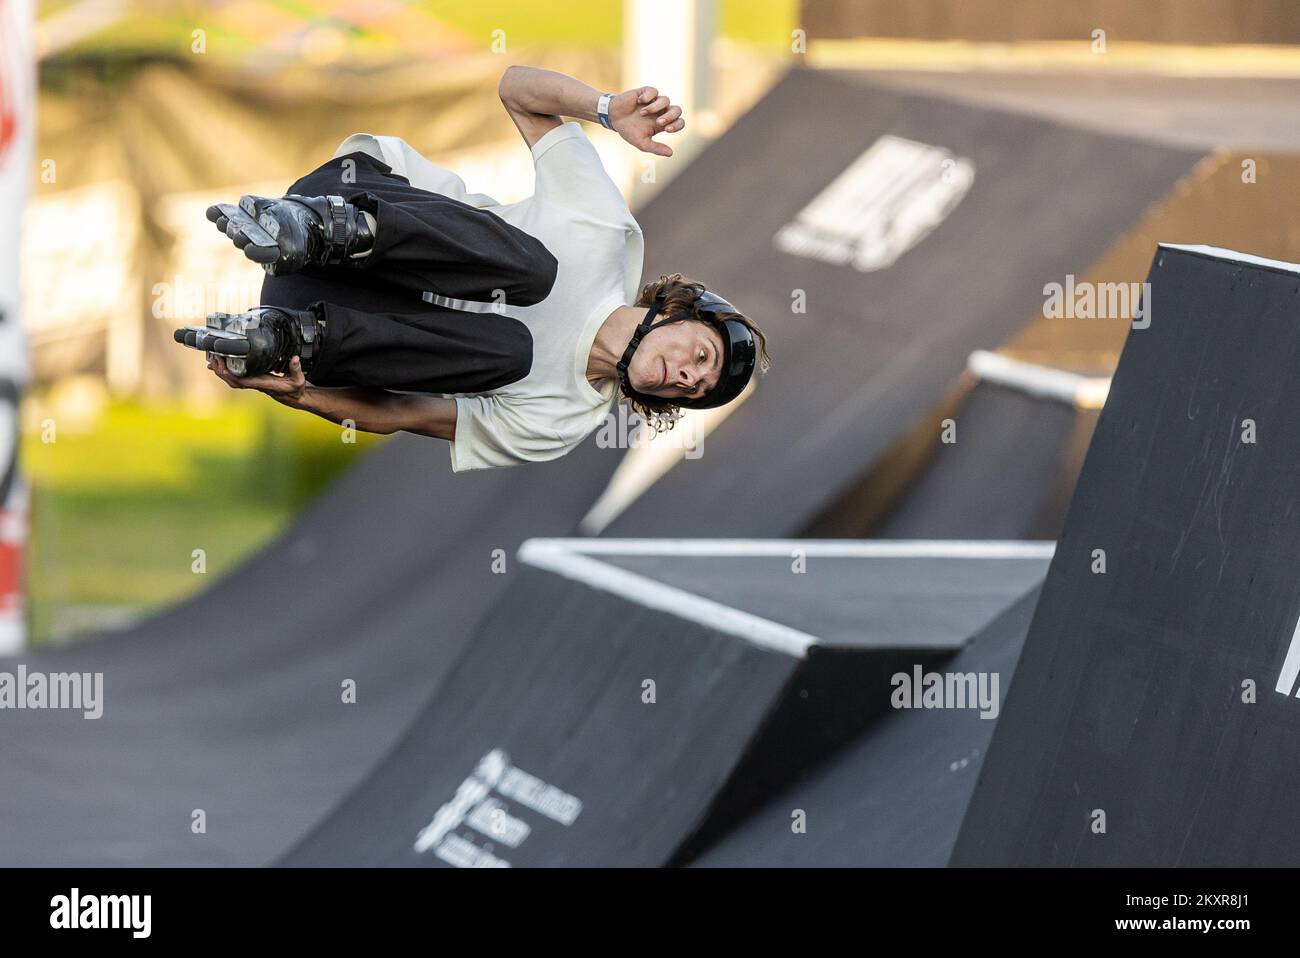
[332,123,645,471]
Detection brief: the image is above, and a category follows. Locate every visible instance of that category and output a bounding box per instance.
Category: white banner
[0,0,34,654]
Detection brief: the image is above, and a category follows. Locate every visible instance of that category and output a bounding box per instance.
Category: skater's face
[630,319,725,402]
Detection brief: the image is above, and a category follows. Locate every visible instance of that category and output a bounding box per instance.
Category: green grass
[22,390,383,645]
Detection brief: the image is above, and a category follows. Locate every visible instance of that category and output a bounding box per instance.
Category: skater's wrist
[281,382,315,410]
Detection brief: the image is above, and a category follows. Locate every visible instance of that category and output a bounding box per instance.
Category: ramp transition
[691,585,1041,867]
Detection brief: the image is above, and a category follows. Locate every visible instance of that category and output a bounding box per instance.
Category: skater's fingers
[655,105,682,127]
[639,95,669,116]
[642,136,673,158]
[208,357,239,387]
[213,359,278,390]
[249,374,294,394]
[208,360,231,384]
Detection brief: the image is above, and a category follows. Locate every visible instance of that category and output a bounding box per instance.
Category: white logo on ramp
[413,748,583,867]
[774,134,974,272]
[1276,614,1300,697]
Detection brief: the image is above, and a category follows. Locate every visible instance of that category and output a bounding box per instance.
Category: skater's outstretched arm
[209,356,457,441]
[499,64,685,155]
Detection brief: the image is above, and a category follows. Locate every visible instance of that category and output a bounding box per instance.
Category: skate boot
[205,194,375,276]
[173,306,322,377]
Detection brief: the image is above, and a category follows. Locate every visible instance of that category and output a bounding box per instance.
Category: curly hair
[622,273,771,433]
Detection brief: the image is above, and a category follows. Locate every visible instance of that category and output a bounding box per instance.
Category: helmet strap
[617,295,691,393]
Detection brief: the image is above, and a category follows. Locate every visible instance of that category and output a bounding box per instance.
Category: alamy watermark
[0,666,103,719]
[593,403,704,458]
[152,274,263,322]
[890,665,1000,720]
[1043,274,1151,329]
[50,888,150,938]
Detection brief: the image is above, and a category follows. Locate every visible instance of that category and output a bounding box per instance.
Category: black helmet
[616,288,757,410]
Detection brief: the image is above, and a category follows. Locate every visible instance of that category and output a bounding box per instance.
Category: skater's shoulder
[531,129,636,227]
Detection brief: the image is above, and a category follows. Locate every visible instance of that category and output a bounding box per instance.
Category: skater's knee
[498,319,534,386]
[512,241,559,306]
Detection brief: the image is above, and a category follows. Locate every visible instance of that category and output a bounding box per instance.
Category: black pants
[260,152,557,393]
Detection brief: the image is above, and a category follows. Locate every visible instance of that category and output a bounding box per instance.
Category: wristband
[597,92,615,130]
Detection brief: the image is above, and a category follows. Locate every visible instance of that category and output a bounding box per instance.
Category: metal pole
[622,0,715,127]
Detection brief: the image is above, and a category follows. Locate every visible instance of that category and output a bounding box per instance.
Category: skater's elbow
[399,394,458,442]
[499,64,544,109]
[498,64,523,103]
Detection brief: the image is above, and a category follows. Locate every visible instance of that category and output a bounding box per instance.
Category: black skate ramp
[952,245,1300,867]
[0,437,618,866]
[280,539,1051,867]
[690,585,1041,867]
[803,375,1099,541]
[872,380,1099,541]
[604,67,1200,538]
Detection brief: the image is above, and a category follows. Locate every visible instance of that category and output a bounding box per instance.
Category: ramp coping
[966,350,1111,409]
[527,538,1056,558]
[518,538,1056,658]
[1159,243,1300,276]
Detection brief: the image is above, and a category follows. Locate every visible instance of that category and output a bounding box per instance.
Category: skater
[176,65,769,471]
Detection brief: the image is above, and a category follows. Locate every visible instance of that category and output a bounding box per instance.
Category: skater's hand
[208,355,307,405]
[610,86,684,157]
